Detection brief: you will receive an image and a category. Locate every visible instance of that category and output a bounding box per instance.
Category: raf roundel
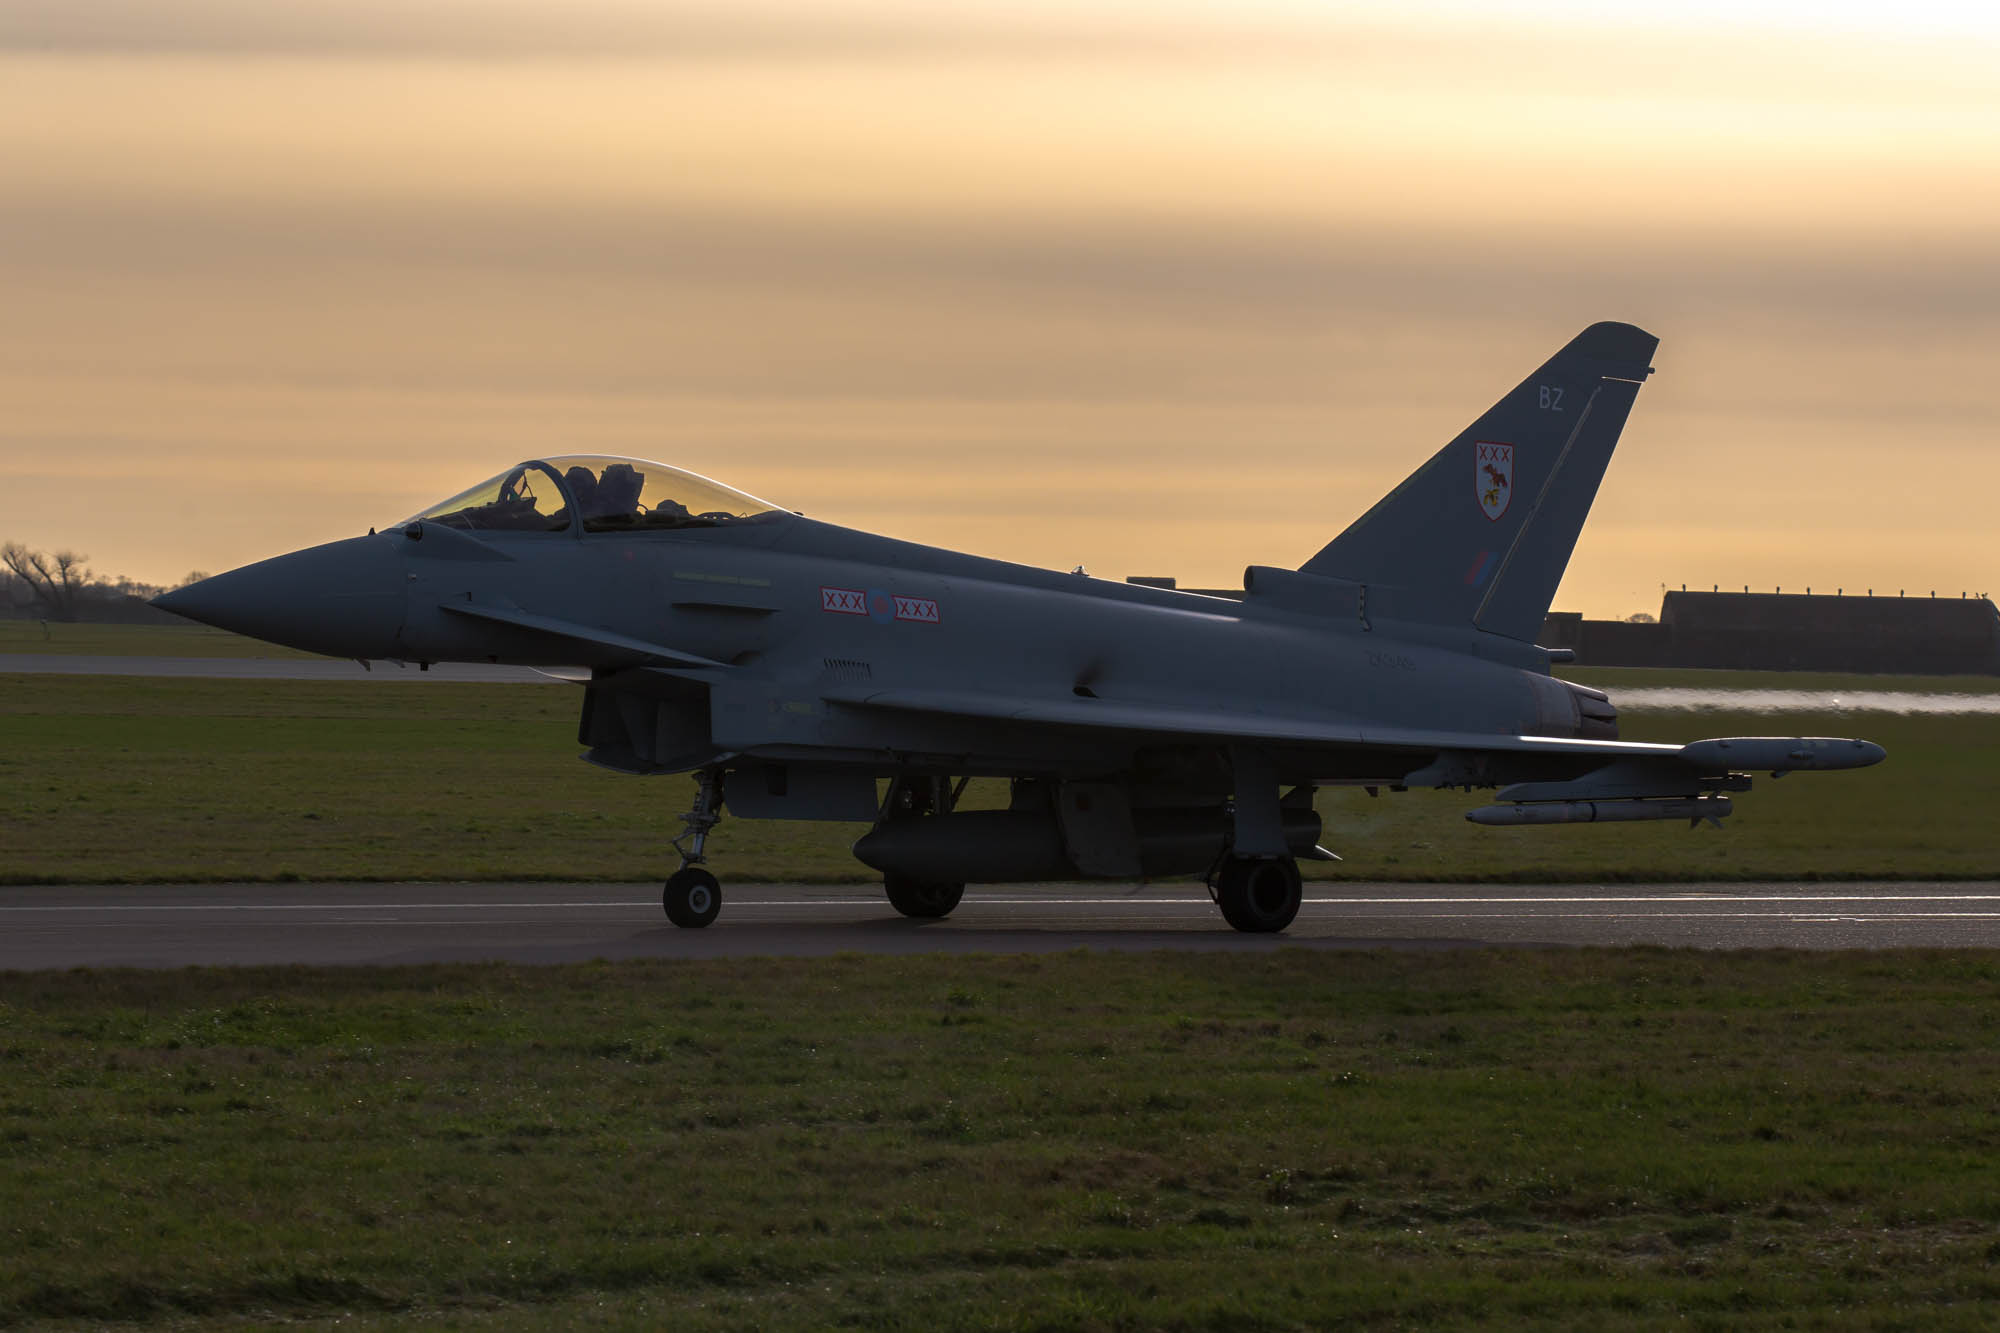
[822,585,939,625]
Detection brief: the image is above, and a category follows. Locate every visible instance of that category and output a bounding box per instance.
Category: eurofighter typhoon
[156,323,1884,931]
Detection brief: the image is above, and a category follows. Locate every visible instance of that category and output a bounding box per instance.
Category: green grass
[0,675,854,885]
[0,619,317,657]
[4,673,1997,884]
[1561,666,2000,694]
[4,951,2000,1329]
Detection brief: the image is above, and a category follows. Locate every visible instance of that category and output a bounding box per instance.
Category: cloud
[3,1,1997,112]
[2,2,1995,610]
[0,1,1395,61]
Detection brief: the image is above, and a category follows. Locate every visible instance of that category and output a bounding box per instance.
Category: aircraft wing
[819,685,1883,785]
[819,683,1646,754]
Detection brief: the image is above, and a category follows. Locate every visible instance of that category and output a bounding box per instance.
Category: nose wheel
[663,769,725,929]
[664,866,721,929]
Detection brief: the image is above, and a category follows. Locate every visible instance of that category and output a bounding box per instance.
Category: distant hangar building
[1540,590,2000,675]
[1127,577,2000,676]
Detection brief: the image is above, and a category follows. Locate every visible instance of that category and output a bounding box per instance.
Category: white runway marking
[5,891,1999,914]
[3,880,2000,912]
[1372,911,2000,921]
[0,901,657,913]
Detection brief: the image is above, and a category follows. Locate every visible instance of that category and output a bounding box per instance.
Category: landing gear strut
[663,769,724,928]
[1209,855,1302,933]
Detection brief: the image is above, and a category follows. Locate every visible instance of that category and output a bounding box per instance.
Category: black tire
[1214,856,1301,933]
[663,866,722,928]
[884,874,965,919]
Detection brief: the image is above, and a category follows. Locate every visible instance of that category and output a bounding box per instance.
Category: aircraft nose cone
[153,534,407,658]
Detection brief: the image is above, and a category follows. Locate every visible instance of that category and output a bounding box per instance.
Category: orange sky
[2,1,1996,617]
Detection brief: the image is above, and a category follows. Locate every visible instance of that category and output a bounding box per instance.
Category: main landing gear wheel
[663,866,721,929]
[884,874,965,920]
[1213,855,1302,933]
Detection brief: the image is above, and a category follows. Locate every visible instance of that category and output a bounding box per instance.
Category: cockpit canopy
[402,455,785,535]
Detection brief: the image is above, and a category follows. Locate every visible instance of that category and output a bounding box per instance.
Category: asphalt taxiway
[3,881,1997,970]
[2,655,558,682]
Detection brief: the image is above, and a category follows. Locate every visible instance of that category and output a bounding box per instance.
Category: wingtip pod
[1679,737,1887,773]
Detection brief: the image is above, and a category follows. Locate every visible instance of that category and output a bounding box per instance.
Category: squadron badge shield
[1475,441,1513,521]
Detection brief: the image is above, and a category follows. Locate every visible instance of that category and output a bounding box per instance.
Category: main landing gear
[663,769,724,929]
[1208,854,1303,933]
[884,874,965,919]
[877,776,966,920]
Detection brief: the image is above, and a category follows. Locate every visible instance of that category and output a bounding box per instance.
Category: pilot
[563,466,602,522]
[594,463,645,524]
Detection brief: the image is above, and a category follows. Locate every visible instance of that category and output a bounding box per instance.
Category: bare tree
[1,543,91,621]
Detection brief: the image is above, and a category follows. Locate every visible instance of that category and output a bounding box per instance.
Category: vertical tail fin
[1300,321,1657,642]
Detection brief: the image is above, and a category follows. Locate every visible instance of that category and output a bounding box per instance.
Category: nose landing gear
[663,769,725,929]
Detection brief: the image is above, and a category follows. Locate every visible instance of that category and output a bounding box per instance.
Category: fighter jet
[156,322,1884,932]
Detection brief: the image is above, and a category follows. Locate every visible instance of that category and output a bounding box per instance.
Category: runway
[1,654,561,682]
[4,880,1997,969]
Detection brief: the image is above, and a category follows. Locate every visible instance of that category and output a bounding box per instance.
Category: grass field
[5,671,1997,885]
[5,950,2000,1329]
[7,642,2000,1328]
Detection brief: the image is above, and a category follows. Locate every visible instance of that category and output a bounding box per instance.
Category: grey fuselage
[226,511,1599,798]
